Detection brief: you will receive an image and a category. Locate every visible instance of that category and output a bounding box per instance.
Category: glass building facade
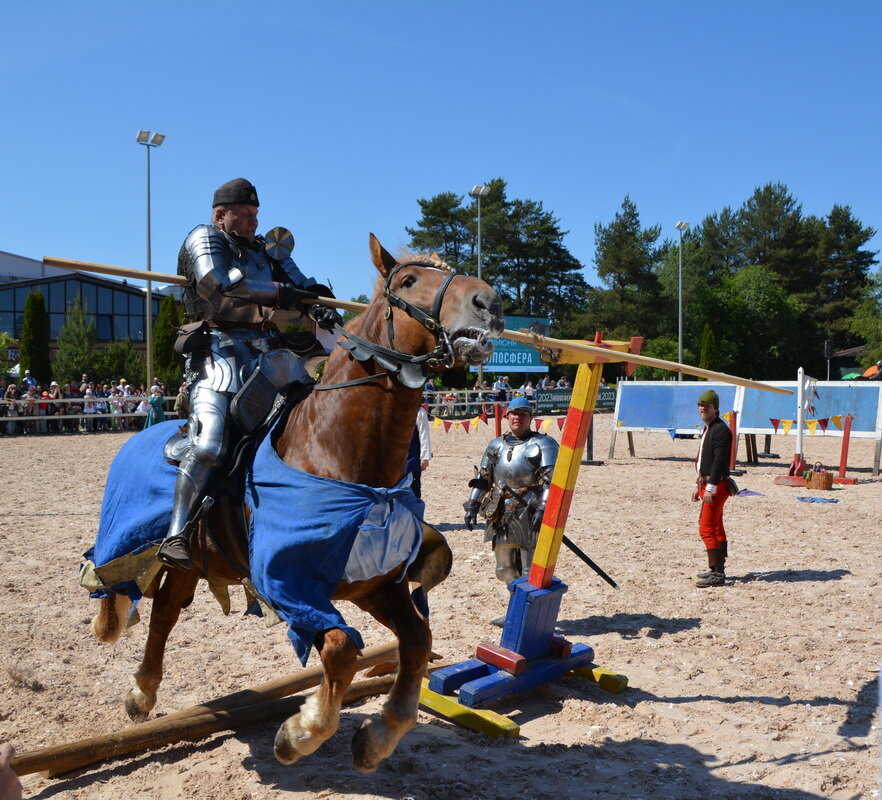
[0,273,162,344]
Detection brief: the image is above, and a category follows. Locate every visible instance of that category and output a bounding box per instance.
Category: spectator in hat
[691,389,734,587]
[21,370,37,391]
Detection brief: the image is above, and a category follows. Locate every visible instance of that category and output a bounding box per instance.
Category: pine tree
[699,323,718,371]
[19,290,52,384]
[95,340,145,386]
[53,292,97,385]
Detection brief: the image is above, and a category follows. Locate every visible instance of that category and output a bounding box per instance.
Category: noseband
[317,261,462,391]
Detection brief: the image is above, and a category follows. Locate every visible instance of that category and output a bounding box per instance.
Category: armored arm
[531,435,559,519]
[180,225,313,312]
[464,439,499,529]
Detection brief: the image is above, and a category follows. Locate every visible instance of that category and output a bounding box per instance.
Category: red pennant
[479,412,488,424]
[534,418,542,431]
[819,418,829,432]
[770,418,780,432]
[557,417,565,430]
[443,421,452,433]
[462,420,471,433]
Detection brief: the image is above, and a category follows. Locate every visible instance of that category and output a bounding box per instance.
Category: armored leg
[494,545,520,584]
[518,546,535,578]
[157,457,215,571]
[157,385,230,571]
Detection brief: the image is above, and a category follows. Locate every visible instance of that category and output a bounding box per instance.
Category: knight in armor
[157,178,343,570]
[463,396,559,583]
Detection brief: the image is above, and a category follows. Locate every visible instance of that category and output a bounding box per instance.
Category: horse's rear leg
[351,582,431,773]
[91,593,132,643]
[274,628,359,765]
[125,567,200,720]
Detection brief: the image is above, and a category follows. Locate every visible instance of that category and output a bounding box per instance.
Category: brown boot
[697,540,727,578]
[696,547,726,587]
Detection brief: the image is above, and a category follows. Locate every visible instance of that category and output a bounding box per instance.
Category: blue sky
[3,1,880,303]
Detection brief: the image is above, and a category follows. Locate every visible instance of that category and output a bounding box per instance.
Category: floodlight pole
[675,221,690,382]
[137,131,165,387]
[470,184,491,384]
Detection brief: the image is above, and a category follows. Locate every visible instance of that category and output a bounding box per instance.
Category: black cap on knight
[213,178,259,208]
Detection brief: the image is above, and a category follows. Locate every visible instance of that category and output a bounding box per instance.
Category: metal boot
[157,458,215,571]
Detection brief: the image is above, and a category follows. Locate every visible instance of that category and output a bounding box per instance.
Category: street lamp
[675,220,690,381]
[469,184,491,383]
[136,130,165,388]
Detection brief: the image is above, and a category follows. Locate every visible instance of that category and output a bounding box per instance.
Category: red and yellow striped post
[528,361,603,589]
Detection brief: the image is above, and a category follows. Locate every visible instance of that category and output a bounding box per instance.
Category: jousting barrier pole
[12,641,402,778]
[43,256,790,396]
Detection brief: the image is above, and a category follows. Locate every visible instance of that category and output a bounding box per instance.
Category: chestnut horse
[91,234,503,772]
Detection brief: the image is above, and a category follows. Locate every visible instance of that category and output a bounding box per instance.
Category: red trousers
[698,481,729,550]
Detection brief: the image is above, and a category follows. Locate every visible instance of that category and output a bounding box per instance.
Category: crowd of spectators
[422,373,574,418]
[0,374,187,436]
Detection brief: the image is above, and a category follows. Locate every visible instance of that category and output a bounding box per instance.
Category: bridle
[316,261,462,391]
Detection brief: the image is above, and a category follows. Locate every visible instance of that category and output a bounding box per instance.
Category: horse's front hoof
[273,725,302,765]
[351,718,383,774]
[124,687,154,721]
[274,714,324,765]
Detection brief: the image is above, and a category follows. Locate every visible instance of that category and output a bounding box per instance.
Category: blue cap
[506,397,533,414]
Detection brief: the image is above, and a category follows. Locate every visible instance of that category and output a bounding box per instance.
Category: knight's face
[507,409,533,437]
[215,204,259,242]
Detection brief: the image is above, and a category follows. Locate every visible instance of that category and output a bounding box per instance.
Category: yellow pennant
[806,419,818,435]
[782,419,794,435]
[541,419,551,433]
[432,417,443,430]
[831,415,843,430]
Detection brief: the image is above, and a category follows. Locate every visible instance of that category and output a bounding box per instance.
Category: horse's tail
[91,593,131,643]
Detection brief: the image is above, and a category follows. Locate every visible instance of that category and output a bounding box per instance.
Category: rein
[317,261,461,392]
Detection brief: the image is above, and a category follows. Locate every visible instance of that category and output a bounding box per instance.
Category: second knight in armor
[464,396,559,583]
[157,177,343,571]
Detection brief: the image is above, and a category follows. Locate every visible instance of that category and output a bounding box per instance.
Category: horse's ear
[369,233,398,277]
[428,251,448,270]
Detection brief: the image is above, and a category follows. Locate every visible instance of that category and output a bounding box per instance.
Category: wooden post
[834,414,858,485]
[529,362,602,589]
[728,410,738,471]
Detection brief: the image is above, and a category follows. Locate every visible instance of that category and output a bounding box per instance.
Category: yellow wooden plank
[419,681,520,738]
[569,665,629,694]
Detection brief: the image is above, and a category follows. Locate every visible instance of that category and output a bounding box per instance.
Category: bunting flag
[557,417,566,431]
[806,419,818,435]
[667,428,677,441]
[819,418,829,432]
[722,411,733,426]
[479,412,488,424]
[832,415,843,430]
[770,418,780,432]
[443,421,452,433]
[432,417,443,430]
[782,419,793,435]
[541,419,552,433]
[462,420,471,433]
[534,419,542,431]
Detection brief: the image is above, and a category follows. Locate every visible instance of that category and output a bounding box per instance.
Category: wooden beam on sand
[44,255,790,395]
[12,641,400,778]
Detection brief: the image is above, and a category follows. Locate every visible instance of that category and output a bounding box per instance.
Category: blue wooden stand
[428,577,595,708]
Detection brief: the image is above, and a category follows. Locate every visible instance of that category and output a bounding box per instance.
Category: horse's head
[367,234,504,369]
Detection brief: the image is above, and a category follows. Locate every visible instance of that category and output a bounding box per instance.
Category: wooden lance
[43,256,790,395]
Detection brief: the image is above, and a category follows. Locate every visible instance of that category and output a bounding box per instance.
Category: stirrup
[157,535,193,571]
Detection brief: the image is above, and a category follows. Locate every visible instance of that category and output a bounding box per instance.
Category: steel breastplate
[490,435,546,489]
